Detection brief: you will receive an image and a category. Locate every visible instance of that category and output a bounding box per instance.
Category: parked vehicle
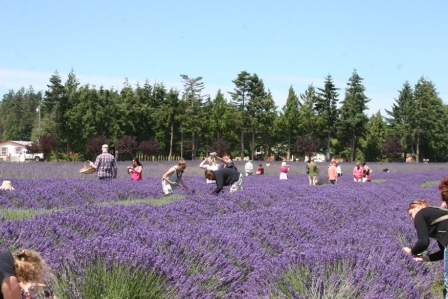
[10,149,44,162]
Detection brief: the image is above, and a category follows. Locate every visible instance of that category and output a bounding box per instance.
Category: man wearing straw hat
[89,144,117,180]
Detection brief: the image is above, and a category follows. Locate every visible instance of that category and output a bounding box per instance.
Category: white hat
[102,144,109,148]
[281,162,287,166]
[0,181,14,190]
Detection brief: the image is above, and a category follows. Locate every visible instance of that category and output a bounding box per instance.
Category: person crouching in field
[205,168,242,195]
[403,199,448,298]
[162,160,189,195]
[352,162,363,182]
[0,249,55,299]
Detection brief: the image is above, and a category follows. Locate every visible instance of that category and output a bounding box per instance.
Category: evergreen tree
[229,71,251,160]
[337,70,370,162]
[152,88,179,160]
[246,74,269,160]
[0,87,42,141]
[314,74,340,161]
[385,81,414,158]
[276,86,300,160]
[180,74,205,160]
[363,111,387,161]
[411,77,446,161]
[298,84,319,138]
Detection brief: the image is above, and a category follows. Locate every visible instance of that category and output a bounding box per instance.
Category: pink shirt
[131,166,142,181]
[280,166,289,173]
[353,166,364,179]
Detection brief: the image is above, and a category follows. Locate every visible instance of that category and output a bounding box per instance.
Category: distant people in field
[127,158,143,181]
[308,158,319,186]
[353,162,364,182]
[403,199,448,297]
[211,152,237,171]
[328,159,338,185]
[336,161,342,177]
[90,144,117,180]
[162,160,189,195]
[205,168,243,195]
[362,162,372,182]
[406,155,414,163]
[279,162,290,180]
[256,163,264,175]
[245,160,254,176]
[199,156,219,184]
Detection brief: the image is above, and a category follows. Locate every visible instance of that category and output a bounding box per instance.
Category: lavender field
[1,161,448,298]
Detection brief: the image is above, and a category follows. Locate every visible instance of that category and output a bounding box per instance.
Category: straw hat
[0,181,14,190]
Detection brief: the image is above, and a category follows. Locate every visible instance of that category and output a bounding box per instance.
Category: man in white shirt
[245,160,254,176]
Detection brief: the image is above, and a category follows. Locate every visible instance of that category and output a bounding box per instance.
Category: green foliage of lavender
[0,162,447,298]
[52,259,172,299]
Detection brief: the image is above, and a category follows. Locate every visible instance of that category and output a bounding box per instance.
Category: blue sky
[1,0,447,115]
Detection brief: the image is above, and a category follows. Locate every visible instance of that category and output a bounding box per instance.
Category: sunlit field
[0,161,447,298]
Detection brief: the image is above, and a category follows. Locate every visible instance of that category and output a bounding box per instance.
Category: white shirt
[245,161,253,172]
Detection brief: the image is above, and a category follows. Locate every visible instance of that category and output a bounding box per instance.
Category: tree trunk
[180,131,184,159]
[66,140,71,162]
[326,130,331,161]
[240,130,244,160]
[416,130,420,163]
[192,131,196,160]
[287,131,291,161]
[350,135,356,162]
[251,131,255,161]
[168,123,173,161]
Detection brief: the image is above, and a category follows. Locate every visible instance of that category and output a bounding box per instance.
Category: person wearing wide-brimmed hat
[0,181,14,190]
[89,144,117,180]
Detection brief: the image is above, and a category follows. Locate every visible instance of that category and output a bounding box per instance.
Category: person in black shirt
[205,168,242,195]
[403,199,448,297]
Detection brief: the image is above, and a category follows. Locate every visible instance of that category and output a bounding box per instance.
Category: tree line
[0,69,446,162]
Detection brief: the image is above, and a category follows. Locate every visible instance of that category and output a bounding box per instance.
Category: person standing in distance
[328,159,338,184]
[308,158,319,186]
[199,156,219,184]
[245,160,254,176]
[90,144,117,180]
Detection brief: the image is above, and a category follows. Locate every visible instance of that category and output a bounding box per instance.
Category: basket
[79,161,96,174]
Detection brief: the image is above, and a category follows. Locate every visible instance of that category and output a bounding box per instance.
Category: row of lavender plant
[1,160,448,179]
[0,169,447,298]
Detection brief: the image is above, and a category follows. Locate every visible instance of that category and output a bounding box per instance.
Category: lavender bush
[0,162,447,298]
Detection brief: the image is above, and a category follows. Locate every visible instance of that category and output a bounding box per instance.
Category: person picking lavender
[403,199,448,298]
[162,160,189,195]
[205,168,242,195]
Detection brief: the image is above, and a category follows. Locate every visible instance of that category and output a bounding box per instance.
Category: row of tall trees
[0,69,446,162]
